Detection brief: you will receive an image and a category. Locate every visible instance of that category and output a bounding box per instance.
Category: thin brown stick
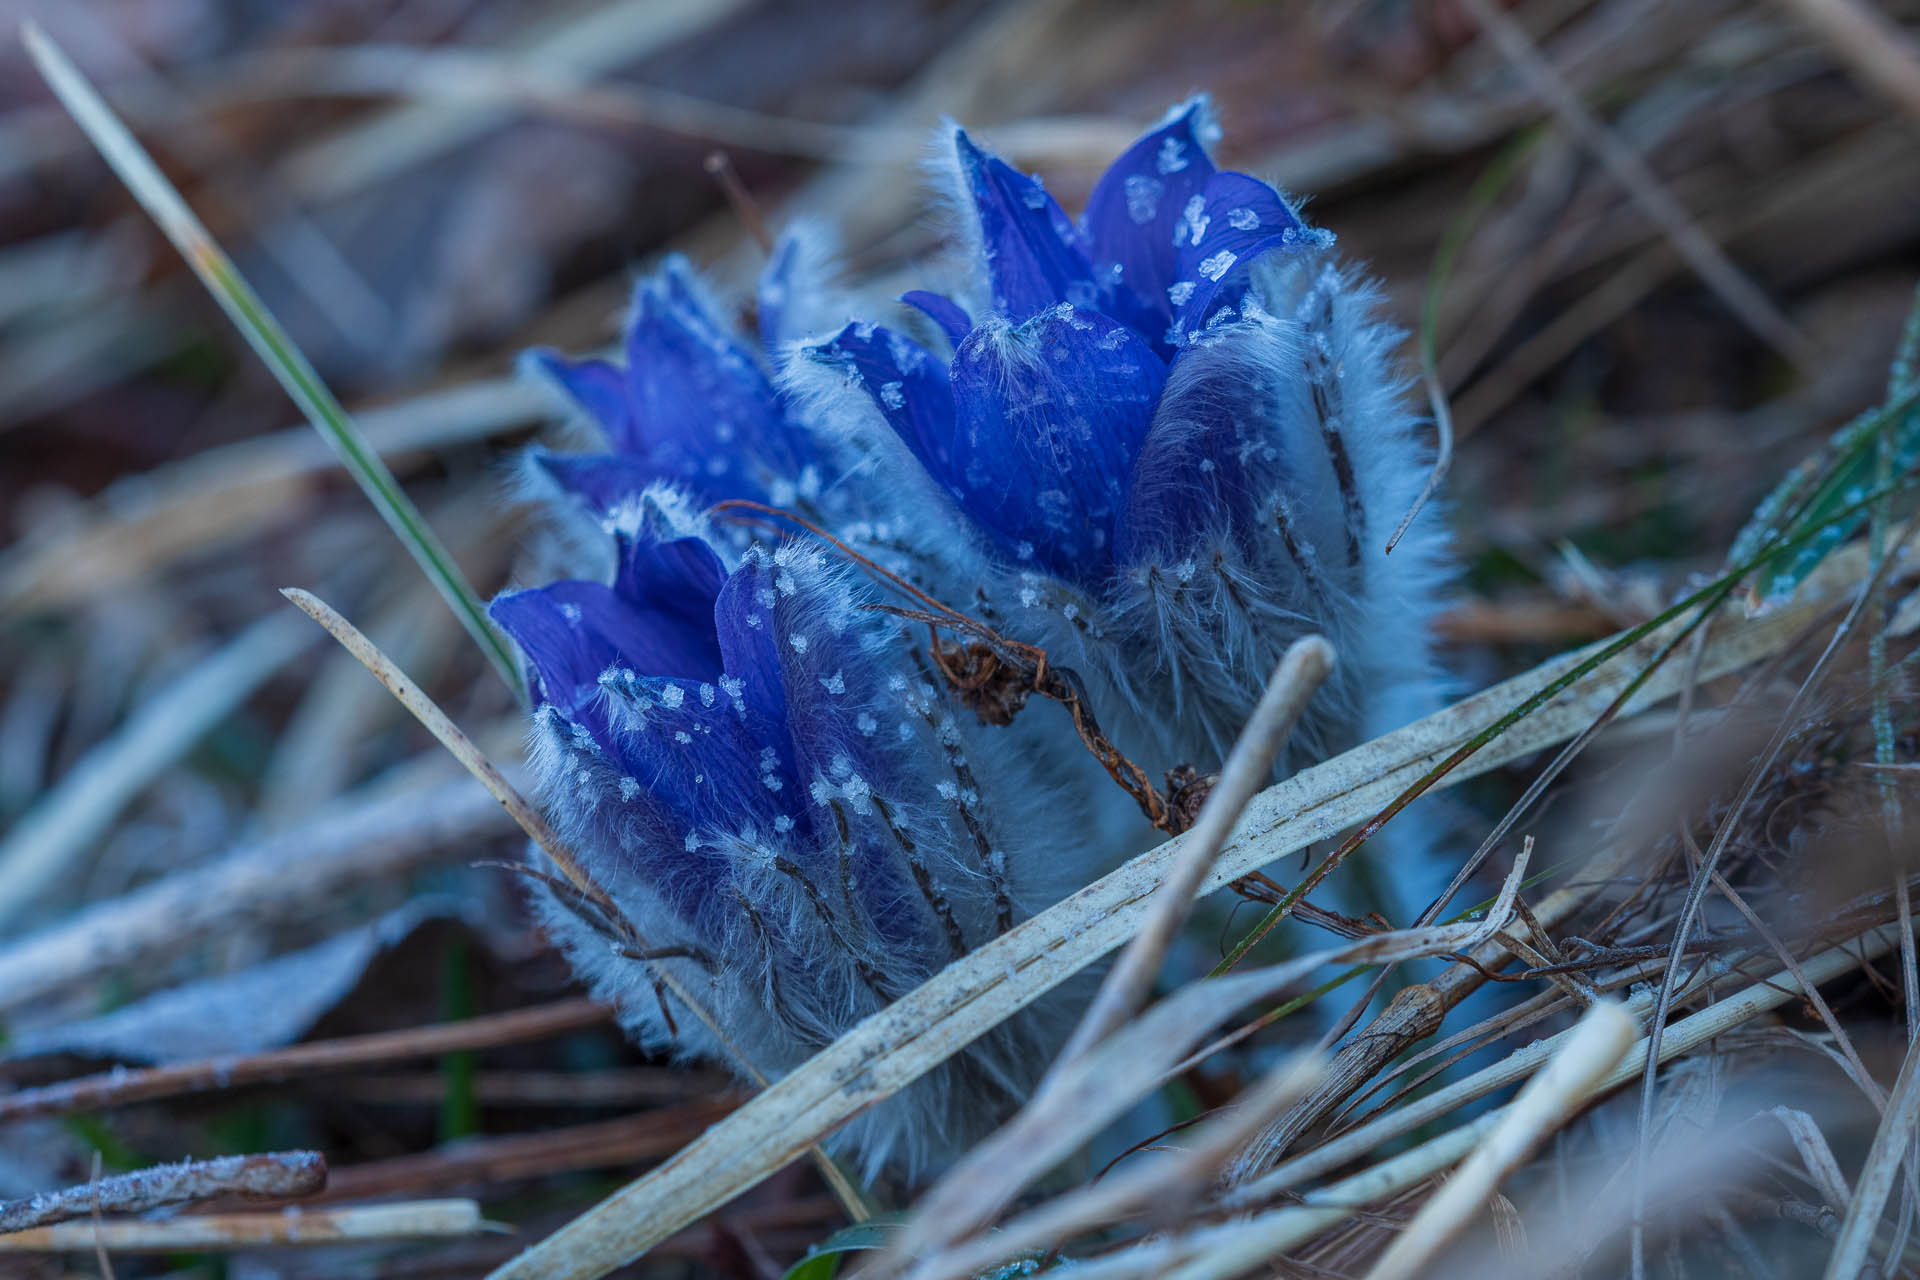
[0,999,609,1124]
[0,1152,326,1233]
[279,588,611,916]
[0,1201,487,1251]
[1058,636,1335,1066]
[705,150,772,252]
[312,1102,739,1203]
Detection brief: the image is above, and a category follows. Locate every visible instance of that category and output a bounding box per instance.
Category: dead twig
[0,1200,488,1251]
[0,1152,326,1233]
[0,1000,610,1124]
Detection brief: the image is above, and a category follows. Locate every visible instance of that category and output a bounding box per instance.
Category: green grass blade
[21,20,523,700]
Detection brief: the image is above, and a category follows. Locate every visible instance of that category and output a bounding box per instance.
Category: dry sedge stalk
[1061,635,1335,1065]
[1222,835,1637,1184]
[898,1053,1327,1280]
[1456,0,1816,370]
[1145,923,1912,1280]
[0,612,313,927]
[884,851,1529,1274]
[1222,922,1910,1218]
[0,1152,325,1233]
[1775,0,1920,124]
[0,775,507,1017]
[0,1200,486,1251]
[1363,1001,1637,1280]
[280,588,602,909]
[1823,1024,1920,1276]
[487,552,1869,1280]
[0,999,608,1123]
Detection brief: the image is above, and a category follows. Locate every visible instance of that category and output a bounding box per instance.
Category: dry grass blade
[0,611,312,927]
[1217,920,1909,1236]
[1059,635,1335,1065]
[1139,924,1911,1280]
[0,775,507,1017]
[485,549,1872,1280]
[1824,1027,1920,1276]
[0,1200,489,1251]
[883,852,1529,1274]
[1364,1001,1637,1280]
[279,588,603,914]
[0,1152,326,1232]
[20,21,520,693]
[0,999,608,1123]
[898,1053,1326,1280]
[1776,0,1920,124]
[1456,0,1816,372]
[1632,528,1902,1274]
[1768,1107,1854,1210]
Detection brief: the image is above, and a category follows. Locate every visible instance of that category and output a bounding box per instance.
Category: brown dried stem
[0,1151,326,1233]
[0,999,609,1124]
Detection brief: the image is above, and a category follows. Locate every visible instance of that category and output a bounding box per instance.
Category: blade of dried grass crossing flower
[0,611,313,928]
[900,1053,1327,1280]
[0,1200,490,1250]
[280,588,603,916]
[1825,1027,1920,1277]
[884,854,1528,1275]
[20,21,520,696]
[278,589,872,1223]
[484,550,1878,1280]
[1060,636,1335,1065]
[0,1152,327,1232]
[1363,1001,1637,1280]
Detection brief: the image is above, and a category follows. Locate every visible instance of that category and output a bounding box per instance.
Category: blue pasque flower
[489,511,1088,1174]
[522,234,840,527]
[798,99,1450,848]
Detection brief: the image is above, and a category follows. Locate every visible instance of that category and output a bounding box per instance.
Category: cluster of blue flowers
[491,98,1447,1174]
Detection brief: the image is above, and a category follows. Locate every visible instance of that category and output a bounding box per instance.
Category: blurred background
[4,0,1920,1274]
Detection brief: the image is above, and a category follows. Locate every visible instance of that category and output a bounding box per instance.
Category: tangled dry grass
[7,1,1920,1277]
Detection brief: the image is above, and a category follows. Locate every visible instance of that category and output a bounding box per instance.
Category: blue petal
[1116,328,1273,568]
[1081,97,1218,353]
[596,668,781,847]
[622,259,808,503]
[952,128,1095,322]
[612,535,729,680]
[947,305,1169,584]
[711,553,801,794]
[806,323,958,476]
[1168,171,1333,345]
[489,535,727,732]
[529,450,661,518]
[902,290,973,349]
[527,351,632,444]
[756,233,803,353]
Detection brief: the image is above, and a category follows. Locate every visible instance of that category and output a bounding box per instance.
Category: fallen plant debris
[9,2,1920,1278]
